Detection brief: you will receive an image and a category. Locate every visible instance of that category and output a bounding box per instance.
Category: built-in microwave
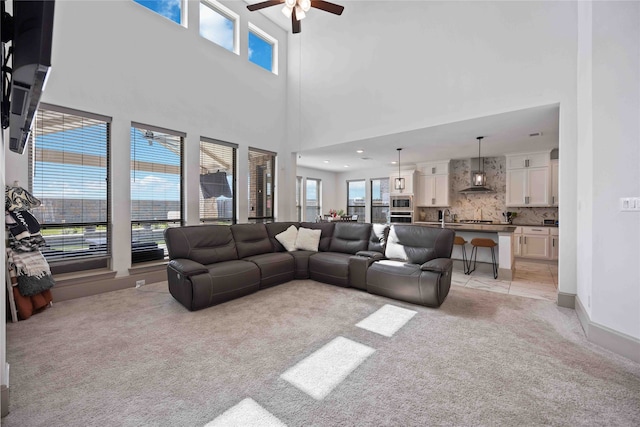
[390,195,413,210]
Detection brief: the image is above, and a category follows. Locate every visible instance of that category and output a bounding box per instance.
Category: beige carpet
[4,280,640,426]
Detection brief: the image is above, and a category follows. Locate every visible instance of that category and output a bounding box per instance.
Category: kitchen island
[414,222,517,280]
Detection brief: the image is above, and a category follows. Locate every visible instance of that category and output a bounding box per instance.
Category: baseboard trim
[51,269,167,302]
[575,297,640,364]
[1,385,9,418]
[557,292,575,309]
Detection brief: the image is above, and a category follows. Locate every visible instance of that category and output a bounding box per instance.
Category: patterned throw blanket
[6,249,55,296]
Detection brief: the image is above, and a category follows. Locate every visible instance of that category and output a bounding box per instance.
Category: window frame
[248,22,278,75]
[132,0,188,27]
[248,147,276,223]
[305,178,322,221]
[199,0,239,54]
[28,103,112,272]
[296,176,303,222]
[199,137,237,224]
[130,122,185,263]
[370,177,390,224]
[347,179,366,222]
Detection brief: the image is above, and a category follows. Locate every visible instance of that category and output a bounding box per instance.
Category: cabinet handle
[432,198,435,205]
[525,196,529,204]
[525,159,530,167]
[531,228,543,231]
[552,196,555,204]
[519,236,521,244]
[552,240,555,247]
[432,167,436,174]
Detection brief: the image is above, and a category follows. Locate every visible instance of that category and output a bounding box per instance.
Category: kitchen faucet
[441,209,451,228]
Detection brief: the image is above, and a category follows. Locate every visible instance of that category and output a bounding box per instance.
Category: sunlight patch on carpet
[355,304,417,337]
[204,398,286,427]
[280,336,375,400]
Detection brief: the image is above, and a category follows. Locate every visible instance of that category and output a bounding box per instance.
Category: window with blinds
[130,125,183,263]
[200,138,236,224]
[305,178,321,221]
[28,106,110,264]
[347,180,365,221]
[248,147,275,223]
[371,178,390,224]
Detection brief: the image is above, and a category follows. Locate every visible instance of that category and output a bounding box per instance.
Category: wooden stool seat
[470,238,497,248]
[469,238,498,278]
[453,235,470,274]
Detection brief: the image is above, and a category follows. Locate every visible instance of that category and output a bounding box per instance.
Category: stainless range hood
[460,137,495,194]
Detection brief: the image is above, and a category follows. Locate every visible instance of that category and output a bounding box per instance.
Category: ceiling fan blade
[310,0,344,15]
[247,0,284,12]
[292,7,301,33]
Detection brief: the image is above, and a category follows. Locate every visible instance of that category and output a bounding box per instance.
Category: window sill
[53,268,117,288]
[129,260,168,275]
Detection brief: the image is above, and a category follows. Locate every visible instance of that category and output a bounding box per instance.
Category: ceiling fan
[247,0,344,34]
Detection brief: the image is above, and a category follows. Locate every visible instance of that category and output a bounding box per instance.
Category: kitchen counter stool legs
[469,238,498,279]
[453,235,470,274]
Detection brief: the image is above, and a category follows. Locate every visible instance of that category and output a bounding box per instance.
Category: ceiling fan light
[285,0,297,7]
[300,0,311,12]
[295,5,306,20]
[281,5,293,18]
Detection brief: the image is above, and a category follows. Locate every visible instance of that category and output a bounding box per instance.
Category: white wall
[588,1,640,338]
[4,0,290,274]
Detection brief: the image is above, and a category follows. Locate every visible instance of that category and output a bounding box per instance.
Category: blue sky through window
[130,128,181,201]
[249,31,273,72]
[134,0,181,24]
[200,2,234,51]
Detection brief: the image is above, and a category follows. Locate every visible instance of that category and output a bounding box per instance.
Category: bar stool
[469,238,498,279]
[453,235,469,274]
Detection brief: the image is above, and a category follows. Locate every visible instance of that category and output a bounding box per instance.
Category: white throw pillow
[295,227,322,252]
[275,225,299,252]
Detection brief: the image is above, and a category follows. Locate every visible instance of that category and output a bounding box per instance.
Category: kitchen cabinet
[416,161,450,206]
[550,159,559,206]
[518,226,550,259]
[390,170,416,195]
[550,227,559,260]
[505,151,550,207]
[514,227,522,257]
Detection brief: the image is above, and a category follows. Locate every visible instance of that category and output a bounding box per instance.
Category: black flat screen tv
[5,0,55,154]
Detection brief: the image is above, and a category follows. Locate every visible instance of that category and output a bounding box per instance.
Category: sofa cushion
[290,250,313,279]
[275,225,298,252]
[244,252,295,289]
[329,222,372,254]
[369,224,389,253]
[165,225,238,265]
[300,222,335,252]
[309,252,352,287]
[295,227,322,251]
[384,226,437,264]
[266,222,300,252]
[231,223,273,259]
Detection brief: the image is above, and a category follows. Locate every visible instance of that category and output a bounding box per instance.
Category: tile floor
[451,259,558,302]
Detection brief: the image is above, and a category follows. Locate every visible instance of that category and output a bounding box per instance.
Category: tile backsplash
[416,157,558,225]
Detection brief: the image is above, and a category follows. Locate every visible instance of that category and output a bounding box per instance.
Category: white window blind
[130,125,183,262]
[28,107,110,263]
[371,178,390,224]
[200,138,236,223]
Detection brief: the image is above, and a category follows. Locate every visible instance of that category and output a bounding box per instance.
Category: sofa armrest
[420,258,453,273]
[355,250,385,260]
[168,259,208,277]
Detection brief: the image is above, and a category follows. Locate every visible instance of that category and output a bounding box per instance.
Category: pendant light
[472,136,486,186]
[394,148,405,191]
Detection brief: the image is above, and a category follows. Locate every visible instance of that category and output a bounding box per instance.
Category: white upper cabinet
[390,170,416,195]
[416,161,450,206]
[505,151,551,207]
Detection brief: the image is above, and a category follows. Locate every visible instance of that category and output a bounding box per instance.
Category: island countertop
[413,222,517,233]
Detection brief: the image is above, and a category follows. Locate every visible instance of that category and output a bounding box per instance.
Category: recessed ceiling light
[323,160,330,163]
[391,161,397,165]
[343,165,349,168]
[356,149,364,154]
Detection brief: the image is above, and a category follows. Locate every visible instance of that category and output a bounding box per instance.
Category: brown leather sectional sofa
[164,222,455,311]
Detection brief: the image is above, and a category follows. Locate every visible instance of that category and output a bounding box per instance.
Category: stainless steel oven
[390,195,413,210]
[389,211,414,224]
